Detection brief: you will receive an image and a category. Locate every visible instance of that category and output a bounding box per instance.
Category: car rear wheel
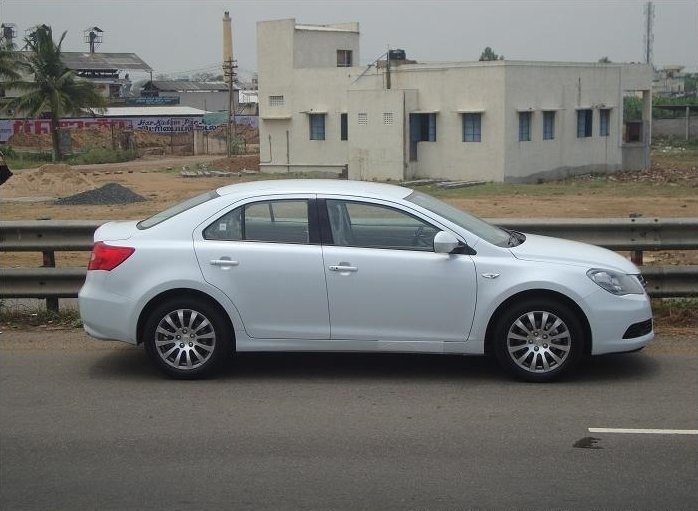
[143,299,232,379]
[493,298,584,382]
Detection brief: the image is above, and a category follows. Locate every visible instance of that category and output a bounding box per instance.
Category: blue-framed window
[577,109,593,138]
[518,111,531,141]
[462,113,482,142]
[340,113,348,140]
[543,111,555,140]
[309,114,326,140]
[599,109,610,137]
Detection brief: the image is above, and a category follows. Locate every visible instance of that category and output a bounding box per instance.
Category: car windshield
[406,191,513,247]
[137,190,220,229]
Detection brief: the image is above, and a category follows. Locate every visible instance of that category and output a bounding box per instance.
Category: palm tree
[4,25,106,161]
[0,40,21,81]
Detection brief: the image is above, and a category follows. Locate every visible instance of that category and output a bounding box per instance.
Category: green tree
[479,46,504,61]
[623,96,643,121]
[598,56,612,63]
[4,25,106,160]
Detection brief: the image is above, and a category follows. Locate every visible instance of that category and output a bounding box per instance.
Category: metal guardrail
[2,217,697,251]
[1,218,697,310]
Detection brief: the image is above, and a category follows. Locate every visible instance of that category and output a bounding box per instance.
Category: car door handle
[210,259,239,267]
[328,265,358,272]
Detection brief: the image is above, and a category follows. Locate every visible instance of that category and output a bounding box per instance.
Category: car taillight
[88,242,135,271]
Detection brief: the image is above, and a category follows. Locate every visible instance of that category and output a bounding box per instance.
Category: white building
[257,19,652,182]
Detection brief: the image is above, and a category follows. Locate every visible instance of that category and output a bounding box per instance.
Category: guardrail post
[629,213,644,266]
[42,250,59,313]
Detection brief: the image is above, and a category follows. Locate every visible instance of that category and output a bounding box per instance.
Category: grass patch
[0,303,82,328]
[68,147,136,166]
[651,298,698,328]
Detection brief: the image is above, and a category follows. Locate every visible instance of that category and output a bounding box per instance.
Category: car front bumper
[586,289,654,355]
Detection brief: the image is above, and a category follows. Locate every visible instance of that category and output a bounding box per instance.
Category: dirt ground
[1,149,696,270]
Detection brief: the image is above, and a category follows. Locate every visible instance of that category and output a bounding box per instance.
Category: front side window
[406,191,511,247]
[518,112,531,141]
[326,200,438,251]
[204,200,309,244]
[309,114,326,140]
[462,113,482,142]
[577,109,593,137]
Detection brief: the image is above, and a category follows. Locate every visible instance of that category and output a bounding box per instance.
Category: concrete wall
[294,26,359,69]
[652,116,698,140]
[347,89,407,181]
[389,63,507,182]
[503,64,624,182]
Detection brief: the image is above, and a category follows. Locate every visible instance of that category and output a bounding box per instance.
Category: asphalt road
[1,331,697,510]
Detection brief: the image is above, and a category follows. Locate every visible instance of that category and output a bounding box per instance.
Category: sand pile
[0,164,95,198]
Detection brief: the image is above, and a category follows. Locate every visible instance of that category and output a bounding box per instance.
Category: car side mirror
[433,231,463,254]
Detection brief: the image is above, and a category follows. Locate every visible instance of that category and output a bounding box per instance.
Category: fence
[1,217,697,311]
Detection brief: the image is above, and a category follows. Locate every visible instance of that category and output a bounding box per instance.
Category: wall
[387,63,507,182]
[503,63,625,181]
[347,89,407,180]
[293,26,359,69]
[652,116,698,140]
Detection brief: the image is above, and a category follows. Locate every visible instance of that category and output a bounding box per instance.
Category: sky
[1,0,696,81]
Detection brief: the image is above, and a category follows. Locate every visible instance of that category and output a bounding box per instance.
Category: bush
[68,147,136,165]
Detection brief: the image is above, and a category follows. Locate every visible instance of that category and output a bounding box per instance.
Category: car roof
[216,179,412,200]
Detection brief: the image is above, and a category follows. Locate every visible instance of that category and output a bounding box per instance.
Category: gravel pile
[56,183,146,205]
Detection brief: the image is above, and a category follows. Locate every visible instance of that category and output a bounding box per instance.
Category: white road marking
[588,428,698,435]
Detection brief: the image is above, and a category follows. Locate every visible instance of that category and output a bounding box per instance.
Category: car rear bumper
[78,273,137,344]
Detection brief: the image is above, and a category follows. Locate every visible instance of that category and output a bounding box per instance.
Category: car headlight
[586,268,645,295]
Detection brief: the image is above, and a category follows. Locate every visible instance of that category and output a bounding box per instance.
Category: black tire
[143,298,233,379]
[493,298,585,382]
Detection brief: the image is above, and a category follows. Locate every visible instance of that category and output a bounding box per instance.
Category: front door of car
[193,196,330,340]
[320,199,477,343]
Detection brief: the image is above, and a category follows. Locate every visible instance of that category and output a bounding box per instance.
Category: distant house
[257,18,653,182]
[61,52,152,100]
[141,80,236,112]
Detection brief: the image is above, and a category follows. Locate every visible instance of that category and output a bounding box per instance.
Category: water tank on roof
[388,49,406,61]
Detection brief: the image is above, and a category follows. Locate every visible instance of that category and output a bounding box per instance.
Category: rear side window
[138,191,219,229]
[204,200,310,244]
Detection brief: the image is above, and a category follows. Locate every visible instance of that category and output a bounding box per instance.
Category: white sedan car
[79,180,653,382]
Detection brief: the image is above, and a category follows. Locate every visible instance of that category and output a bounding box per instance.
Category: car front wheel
[493,299,585,382]
[143,299,232,379]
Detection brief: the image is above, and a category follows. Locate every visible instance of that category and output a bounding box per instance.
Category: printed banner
[0,115,259,143]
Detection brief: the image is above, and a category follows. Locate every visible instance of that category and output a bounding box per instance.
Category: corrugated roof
[148,80,230,92]
[62,52,151,71]
[99,106,209,117]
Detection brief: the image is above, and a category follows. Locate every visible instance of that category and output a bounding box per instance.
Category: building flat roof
[62,52,151,71]
[147,80,230,92]
[99,106,209,117]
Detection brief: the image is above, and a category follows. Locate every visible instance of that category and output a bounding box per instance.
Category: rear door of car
[193,194,330,340]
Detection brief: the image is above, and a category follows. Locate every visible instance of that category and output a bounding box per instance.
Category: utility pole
[223,57,237,157]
